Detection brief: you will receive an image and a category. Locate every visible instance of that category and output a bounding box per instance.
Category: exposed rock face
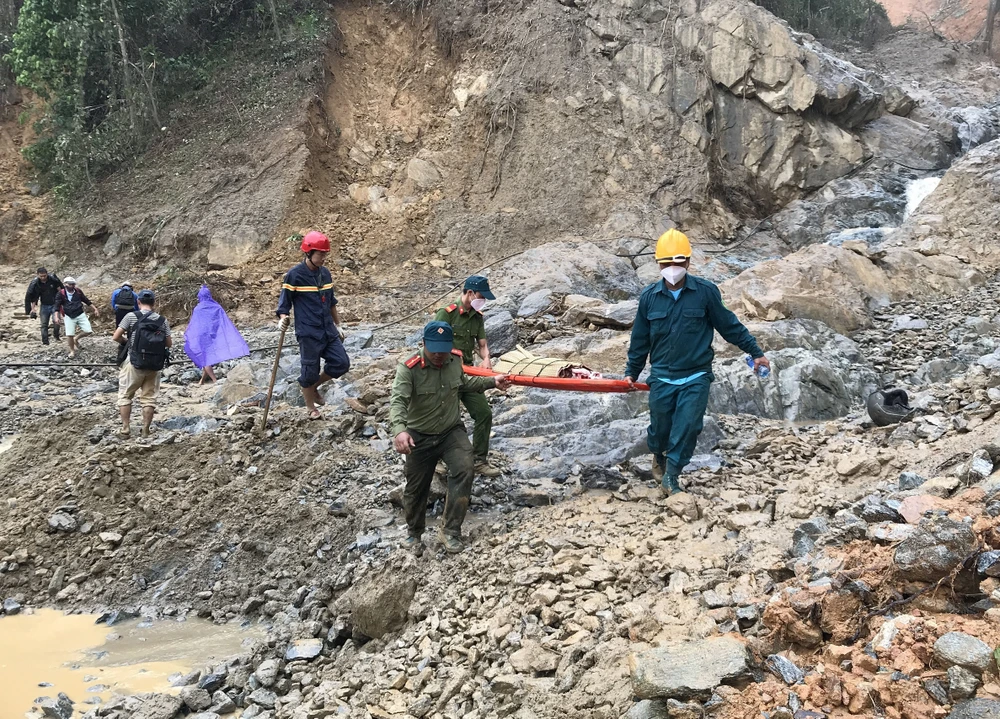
[894,140,1000,274]
[490,241,643,312]
[672,0,900,209]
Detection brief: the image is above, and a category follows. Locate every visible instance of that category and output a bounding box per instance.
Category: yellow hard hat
[655,229,692,262]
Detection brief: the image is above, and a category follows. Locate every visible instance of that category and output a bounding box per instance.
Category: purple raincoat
[184,285,250,368]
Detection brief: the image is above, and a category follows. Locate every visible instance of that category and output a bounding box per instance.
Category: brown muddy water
[0,609,262,718]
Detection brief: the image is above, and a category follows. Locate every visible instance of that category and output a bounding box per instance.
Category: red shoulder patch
[404,355,421,368]
[446,304,458,313]
[451,348,464,357]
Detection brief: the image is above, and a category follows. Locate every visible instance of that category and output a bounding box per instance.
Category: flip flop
[308,410,324,421]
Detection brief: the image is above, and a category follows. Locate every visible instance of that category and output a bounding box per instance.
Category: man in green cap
[390,320,511,554]
[434,275,501,477]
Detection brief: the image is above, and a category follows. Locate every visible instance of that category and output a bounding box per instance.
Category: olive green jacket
[390,349,496,437]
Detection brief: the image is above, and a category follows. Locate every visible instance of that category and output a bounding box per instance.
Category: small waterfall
[904,176,942,219]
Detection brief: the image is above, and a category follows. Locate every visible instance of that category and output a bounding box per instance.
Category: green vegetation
[752,0,891,44]
[4,0,327,197]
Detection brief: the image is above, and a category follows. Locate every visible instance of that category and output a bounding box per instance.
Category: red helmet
[300,231,331,254]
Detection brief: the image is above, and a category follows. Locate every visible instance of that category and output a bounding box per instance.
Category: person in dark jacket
[276,231,350,420]
[24,267,64,345]
[54,277,99,359]
[625,229,770,496]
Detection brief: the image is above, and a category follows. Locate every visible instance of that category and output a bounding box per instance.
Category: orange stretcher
[462,364,649,393]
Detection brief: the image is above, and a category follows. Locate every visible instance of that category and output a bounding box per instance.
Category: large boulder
[860,115,955,171]
[629,635,751,700]
[720,244,894,334]
[489,241,643,312]
[894,516,977,583]
[708,319,879,421]
[334,570,417,639]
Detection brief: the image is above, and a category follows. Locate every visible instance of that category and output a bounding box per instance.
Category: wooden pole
[260,325,287,435]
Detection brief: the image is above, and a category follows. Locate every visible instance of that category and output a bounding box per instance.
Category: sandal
[308,409,324,421]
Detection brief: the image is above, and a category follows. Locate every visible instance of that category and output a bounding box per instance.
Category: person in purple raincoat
[184,286,250,384]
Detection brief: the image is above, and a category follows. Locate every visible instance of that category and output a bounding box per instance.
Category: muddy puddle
[0,609,262,718]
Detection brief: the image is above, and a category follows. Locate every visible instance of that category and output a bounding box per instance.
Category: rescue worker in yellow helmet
[624,229,769,495]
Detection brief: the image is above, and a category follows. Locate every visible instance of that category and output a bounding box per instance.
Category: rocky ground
[4,251,1000,719]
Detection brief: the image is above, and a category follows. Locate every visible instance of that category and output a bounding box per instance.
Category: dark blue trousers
[297,334,350,387]
[647,374,712,475]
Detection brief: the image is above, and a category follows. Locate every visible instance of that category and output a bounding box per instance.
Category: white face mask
[471,298,487,312]
[661,266,687,285]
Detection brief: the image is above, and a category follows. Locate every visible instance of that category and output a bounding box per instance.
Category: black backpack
[114,287,135,310]
[129,312,168,371]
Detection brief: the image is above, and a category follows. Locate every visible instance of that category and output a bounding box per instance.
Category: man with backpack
[111,282,139,325]
[112,289,172,438]
[23,267,64,345]
[54,277,99,359]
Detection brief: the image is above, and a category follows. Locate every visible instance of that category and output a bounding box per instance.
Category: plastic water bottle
[746,355,770,378]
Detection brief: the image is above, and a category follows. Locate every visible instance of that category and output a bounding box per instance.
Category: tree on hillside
[5,0,324,194]
[0,0,22,110]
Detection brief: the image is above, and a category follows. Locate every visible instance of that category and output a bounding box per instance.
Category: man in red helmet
[276,231,350,419]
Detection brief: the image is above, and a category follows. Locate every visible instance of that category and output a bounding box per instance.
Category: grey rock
[889,315,928,332]
[579,466,626,490]
[861,115,954,171]
[253,659,280,688]
[285,638,323,661]
[912,358,968,385]
[853,496,904,524]
[3,597,21,615]
[47,512,78,533]
[630,635,750,700]
[707,319,878,422]
[968,449,995,483]
[791,517,829,558]
[517,289,555,318]
[934,632,993,675]
[946,699,1000,718]
[491,241,642,312]
[247,688,277,709]
[37,693,74,719]
[948,665,981,701]
[198,672,227,693]
[625,699,669,719]
[191,714,220,719]
[924,678,949,705]
[899,471,927,490]
[180,686,212,711]
[342,330,374,352]
[339,571,417,639]
[766,654,805,685]
[977,550,1000,577]
[894,517,977,583]
[484,310,519,356]
[210,690,236,714]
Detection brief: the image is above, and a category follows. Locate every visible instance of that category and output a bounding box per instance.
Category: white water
[904,176,942,219]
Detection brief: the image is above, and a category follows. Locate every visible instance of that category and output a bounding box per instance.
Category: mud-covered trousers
[647,374,713,476]
[39,304,60,344]
[403,424,474,539]
[460,389,492,459]
[296,334,350,387]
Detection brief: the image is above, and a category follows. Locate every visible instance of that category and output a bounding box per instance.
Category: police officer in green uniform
[434,275,500,477]
[391,321,511,554]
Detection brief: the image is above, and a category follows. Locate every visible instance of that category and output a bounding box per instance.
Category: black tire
[866,389,915,427]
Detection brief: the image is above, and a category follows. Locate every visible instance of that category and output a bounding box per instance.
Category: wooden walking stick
[260,324,288,434]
